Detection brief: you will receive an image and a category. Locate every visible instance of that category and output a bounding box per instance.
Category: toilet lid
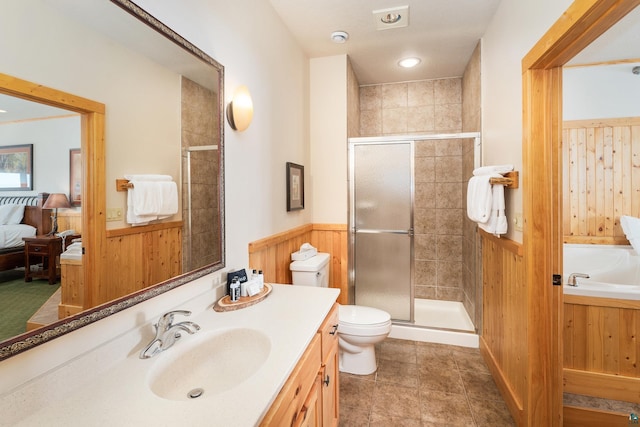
[339,305,391,326]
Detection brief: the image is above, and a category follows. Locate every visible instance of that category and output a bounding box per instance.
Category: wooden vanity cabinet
[318,304,339,427]
[261,303,340,427]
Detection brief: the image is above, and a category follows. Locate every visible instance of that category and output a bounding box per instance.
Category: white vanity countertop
[12,284,339,427]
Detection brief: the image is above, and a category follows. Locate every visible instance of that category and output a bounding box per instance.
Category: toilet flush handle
[329,324,338,335]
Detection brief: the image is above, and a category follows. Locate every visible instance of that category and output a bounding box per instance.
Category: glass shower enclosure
[349,141,414,322]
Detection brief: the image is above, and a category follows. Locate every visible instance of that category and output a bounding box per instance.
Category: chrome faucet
[140,310,200,359]
[567,273,590,286]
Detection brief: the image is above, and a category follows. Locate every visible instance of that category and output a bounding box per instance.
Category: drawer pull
[329,324,338,335]
[324,374,330,386]
[33,247,41,252]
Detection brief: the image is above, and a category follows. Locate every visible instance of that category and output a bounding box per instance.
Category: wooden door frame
[0,72,107,309]
[522,1,639,425]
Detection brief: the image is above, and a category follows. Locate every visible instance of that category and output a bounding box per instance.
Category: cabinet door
[294,374,322,427]
[322,340,339,427]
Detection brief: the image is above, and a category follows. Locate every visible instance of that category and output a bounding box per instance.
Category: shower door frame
[348,132,482,326]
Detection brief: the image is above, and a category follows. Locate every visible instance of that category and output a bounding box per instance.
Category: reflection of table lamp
[43,193,71,235]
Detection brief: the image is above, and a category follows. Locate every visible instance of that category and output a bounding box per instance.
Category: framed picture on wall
[286,162,304,211]
[69,148,81,206]
[0,144,33,191]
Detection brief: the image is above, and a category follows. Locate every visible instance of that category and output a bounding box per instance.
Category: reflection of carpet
[0,269,60,342]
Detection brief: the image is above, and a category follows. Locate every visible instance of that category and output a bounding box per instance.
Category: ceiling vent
[373,6,409,30]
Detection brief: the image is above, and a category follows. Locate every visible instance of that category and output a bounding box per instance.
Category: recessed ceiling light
[330,31,349,43]
[381,13,401,24]
[398,57,421,68]
[0,110,6,113]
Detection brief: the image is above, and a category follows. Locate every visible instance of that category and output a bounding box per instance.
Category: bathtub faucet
[567,273,590,286]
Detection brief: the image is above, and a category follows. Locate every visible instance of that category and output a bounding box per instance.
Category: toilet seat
[338,305,392,336]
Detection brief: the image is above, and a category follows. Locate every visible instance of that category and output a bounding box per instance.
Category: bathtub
[563,244,640,300]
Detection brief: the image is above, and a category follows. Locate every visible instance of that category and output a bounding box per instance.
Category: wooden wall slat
[248,224,348,304]
[480,234,526,425]
[564,117,640,243]
[99,223,182,305]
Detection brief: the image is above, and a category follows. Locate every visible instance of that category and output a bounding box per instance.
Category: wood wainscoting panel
[248,224,348,305]
[563,405,631,427]
[102,221,182,305]
[480,231,526,426]
[563,117,640,244]
[564,297,640,383]
[56,210,82,234]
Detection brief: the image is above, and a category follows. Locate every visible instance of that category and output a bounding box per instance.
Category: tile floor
[339,338,515,426]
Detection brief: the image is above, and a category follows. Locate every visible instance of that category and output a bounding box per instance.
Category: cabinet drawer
[318,303,339,362]
[28,244,49,253]
[260,334,321,426]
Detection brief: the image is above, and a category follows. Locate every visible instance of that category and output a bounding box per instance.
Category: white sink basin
[147,328,271,401]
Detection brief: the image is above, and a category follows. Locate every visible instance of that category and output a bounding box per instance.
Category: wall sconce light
[226,85,253,132]
[42,193,71,235]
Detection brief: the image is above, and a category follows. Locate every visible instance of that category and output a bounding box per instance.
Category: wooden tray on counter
[213,283,273,312]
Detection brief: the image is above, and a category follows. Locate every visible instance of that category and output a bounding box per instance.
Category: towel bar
[116,179,134,191]
[489,171,519,189]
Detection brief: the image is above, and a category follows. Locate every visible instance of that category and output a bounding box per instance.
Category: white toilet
[290,251,392,375]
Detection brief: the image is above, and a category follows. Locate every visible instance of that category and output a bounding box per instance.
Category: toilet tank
[290,253,330,287]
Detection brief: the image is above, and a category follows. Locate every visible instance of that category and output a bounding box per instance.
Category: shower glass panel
[352,142,413,322]
[183,145,219,272]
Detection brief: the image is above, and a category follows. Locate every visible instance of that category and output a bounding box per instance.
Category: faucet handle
[156,310,192,330]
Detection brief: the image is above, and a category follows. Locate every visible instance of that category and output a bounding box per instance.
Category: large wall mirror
[0,0,224,359]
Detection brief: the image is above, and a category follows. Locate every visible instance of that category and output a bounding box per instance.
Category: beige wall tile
[415,208,436,234]
[435,156,462,182]
[415,157,435,183]
[407,106,435,133]
[436,182,462,209]
[436,287,464,302]
[434,78,461,105]
[361,109,382,136]
[435,104,462,132]
[436,209,463,235]
[360,85,382,111]
[408,80,434,107]
[415,140,435,157]
[415,183,436,208]
[382,83,408,109]
[437,235,462,261]
[382,108,408,134]
[415,234,436,260]
[437,261,463,287]
[435,139,463,157]
[415,260,437,286]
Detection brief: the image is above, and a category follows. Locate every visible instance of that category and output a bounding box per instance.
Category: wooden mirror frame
[0,0,225,360]
[521,0,639,425]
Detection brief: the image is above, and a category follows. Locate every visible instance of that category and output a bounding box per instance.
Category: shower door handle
[355,229,412,235]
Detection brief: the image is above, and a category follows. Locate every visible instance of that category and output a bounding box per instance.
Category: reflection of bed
[0,194,51,272]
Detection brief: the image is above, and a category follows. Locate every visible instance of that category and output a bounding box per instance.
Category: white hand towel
[479,182,508,236]
[473,164,514,176]
[466,175,493,223]
[124,174,173,182]
[125,174,178,225]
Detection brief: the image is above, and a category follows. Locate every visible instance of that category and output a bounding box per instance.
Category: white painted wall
[481,0,573,242]
[309,55,348,223]
[135,0,310,269]
[564,63,640,120]
[0,116,80,196]
[0,0,180,228]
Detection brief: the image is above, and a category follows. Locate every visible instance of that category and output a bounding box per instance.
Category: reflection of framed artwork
[0,144,33,191]
[286,162,304,211]
[69,148,81,206]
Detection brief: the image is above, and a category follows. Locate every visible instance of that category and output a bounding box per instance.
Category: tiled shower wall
[359,78,468,303]
[181,77,221,271]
